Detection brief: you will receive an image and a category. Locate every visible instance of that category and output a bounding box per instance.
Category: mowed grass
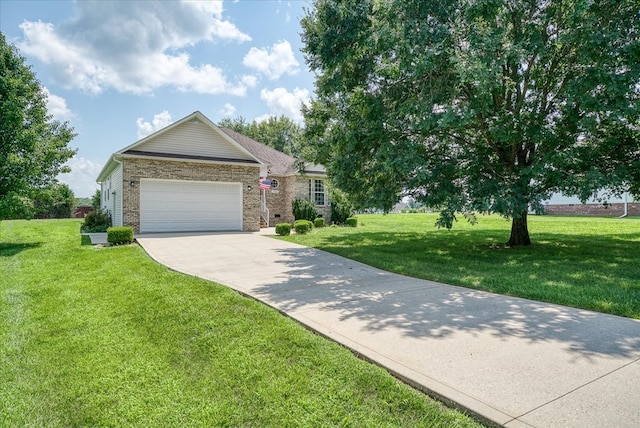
[0,219,481,427]
[281,214,640,319]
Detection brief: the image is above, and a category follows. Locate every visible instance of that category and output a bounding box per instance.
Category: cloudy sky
[1,0,314,197]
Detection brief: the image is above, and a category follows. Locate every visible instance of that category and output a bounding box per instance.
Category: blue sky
[1,0,314,197]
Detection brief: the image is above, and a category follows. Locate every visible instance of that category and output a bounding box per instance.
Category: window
[271,179,279,189]
[309,179,325,206]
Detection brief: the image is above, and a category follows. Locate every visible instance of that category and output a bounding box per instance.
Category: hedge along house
[96,111,329,234]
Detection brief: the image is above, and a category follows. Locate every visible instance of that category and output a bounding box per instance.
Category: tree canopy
[218,115,303,157]
[301,0,640,245]
[0,32,76,218]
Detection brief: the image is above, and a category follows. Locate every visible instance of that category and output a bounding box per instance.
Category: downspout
[618,192,629,218]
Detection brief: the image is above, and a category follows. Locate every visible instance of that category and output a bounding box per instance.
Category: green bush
[275,223,291,236]
[346,217,358,227]
[107,226,134,245]
[294,219,313,234]
[292,199,318,222]
[330,200,353,225]
[314,217,325,228]
[81,209,112,232]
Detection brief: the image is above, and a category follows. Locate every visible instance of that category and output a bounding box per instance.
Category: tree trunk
[507,212,531,246]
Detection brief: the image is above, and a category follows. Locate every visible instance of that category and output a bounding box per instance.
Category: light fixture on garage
[130,180,135,187]
[247,185,252,191]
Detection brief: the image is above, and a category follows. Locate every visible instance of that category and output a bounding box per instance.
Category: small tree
[91,189,101,210]
[32,182,75,218]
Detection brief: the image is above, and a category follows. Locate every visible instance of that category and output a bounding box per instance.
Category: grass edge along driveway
[0,219,481,427]
[280,213,640,320]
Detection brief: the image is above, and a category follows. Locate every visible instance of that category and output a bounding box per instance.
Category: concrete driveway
[137,231,640,427]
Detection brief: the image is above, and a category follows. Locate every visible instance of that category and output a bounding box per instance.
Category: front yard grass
[281,213,640,319]
[0,219,480,427]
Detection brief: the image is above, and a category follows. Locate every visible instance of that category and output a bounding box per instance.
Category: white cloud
[243,40,299,80]
[18,1,252,95]
[260,87,310,122]
[254,113,274,123]
[136,111,174,139]
[220,103,237,117]
[43,87,75,121]
[58,156,103,197]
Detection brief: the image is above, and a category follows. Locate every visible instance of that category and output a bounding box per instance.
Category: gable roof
[97,111,264,182]
[97,111,326,183]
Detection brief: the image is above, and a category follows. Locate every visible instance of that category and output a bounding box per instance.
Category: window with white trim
[309,179,325,206]
[271,179,279,189]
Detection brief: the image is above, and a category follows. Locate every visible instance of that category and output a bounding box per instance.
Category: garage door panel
[140,179,242,233]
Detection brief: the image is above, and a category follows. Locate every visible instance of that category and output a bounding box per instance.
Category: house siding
[134,119,254,161]
[100,163,123,226]
[262,175,296,226]
[122,157,260,233]
[262,176,331,226]
[295,177,331,221]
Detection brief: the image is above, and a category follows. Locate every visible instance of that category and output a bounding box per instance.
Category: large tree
[0,32,76,217]
[301,0,640,245]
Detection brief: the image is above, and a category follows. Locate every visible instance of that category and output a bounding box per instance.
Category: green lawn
[281,213,640,319]
[0,219,480,427]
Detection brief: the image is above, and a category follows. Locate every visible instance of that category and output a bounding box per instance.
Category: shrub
[275,223,291,236]
[107,226,134,245]
[346,217,358,227]
[292,199,318,222]
[81,209,112,232]
[330,200,353,225]
[314,217,325,228]
[294,219,313,234]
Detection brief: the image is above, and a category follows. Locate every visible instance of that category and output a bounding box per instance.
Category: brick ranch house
[96,111,329,233]
[543,192,639,217]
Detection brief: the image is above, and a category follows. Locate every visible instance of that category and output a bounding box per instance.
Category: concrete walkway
[136,231,640,427]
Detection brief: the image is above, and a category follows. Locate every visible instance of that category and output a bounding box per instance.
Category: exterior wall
[544,203,640,217]
[262,176,332,226]
[100,163,123,226]
[122,157,260,233]
[262,175,295,226]
[294,177,331,221]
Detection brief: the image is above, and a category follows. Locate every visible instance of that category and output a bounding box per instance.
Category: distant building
[543,192,638,216]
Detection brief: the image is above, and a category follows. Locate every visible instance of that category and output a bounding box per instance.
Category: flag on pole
[259,179,272,190]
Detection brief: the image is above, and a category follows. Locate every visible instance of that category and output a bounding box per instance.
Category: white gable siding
[100,163,123,226]
[133,119,254,161]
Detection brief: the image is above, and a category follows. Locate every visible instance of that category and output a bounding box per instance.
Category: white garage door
[140,179,242,233]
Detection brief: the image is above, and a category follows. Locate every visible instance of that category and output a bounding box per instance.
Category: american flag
[259,179,272,190]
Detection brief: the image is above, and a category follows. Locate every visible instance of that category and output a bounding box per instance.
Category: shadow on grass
[80,235,92,246]
[0,242,43,257]
[251,243,640,360]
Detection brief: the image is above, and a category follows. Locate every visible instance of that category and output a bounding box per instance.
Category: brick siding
[262,176,332,226]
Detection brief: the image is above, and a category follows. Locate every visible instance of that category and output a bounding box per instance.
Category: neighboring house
[96,111,329,234]
[543,191,639,216]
